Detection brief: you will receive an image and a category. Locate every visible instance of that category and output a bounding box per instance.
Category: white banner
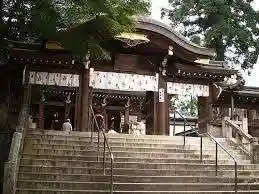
[28,71,209,97]
[90,69,159,92]
[167,82,209,97]
[29,71,80,87]
[159,88,165,102]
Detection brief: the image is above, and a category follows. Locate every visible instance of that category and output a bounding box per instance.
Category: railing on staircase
[204,133,238,194]
[173,110,238,194]
[89,106,114,194]
[225,119,257,159]
[173,110,203,161]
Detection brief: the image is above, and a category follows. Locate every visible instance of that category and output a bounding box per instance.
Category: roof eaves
[136,17,216,57]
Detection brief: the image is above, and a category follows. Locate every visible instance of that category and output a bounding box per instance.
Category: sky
[151,0,259,87]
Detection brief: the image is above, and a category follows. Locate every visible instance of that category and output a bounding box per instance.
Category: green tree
[0,0,150,58]
[170,94,198,118]
[162,0,259,69]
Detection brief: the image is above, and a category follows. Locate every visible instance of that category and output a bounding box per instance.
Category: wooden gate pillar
[198,85,213,134]
[39,94,45,130]
[65,93,71,120]
[74,88,80,131]
[80,66,90,132]
[157,75,168,135]
[124,99,130,125]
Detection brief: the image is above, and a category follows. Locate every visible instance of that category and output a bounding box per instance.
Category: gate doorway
[169,93,198,136]
[30,85,76,130]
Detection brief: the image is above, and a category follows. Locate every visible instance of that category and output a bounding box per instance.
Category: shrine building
[5,17,240,136]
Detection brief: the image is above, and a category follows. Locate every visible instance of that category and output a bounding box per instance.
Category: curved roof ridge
[135,16,216,57]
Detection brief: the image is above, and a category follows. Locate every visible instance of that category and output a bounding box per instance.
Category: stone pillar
[19,64,31,128]
[157,75,168,135]
[222,116,232,137]
[80,67,90,132]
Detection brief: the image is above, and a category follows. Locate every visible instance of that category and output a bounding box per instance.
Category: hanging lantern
[115,33,150,47]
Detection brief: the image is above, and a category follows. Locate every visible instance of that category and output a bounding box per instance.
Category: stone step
[29,143,244,155]
[19,159,259,171]
[19,173,258,183]
[26,131,236,151]
[24,138,194,148]
[22,154,251,164]
[18,165,258,177]
[24,138,235,152]
[25,131,232,146]
[17,131,256,194]
[23,148,248,161]
[17,180,259,191]
[27,130,208,141]
[25,138,216,149]
[16,188,259,194]
[25,133,218,145]
[28,143,198,153]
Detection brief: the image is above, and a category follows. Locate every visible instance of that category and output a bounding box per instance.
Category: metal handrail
[172,110,238,193]
[173,110,203,161]
[90,106,114,194]
[173,110,199,136]
[205,133,238,194]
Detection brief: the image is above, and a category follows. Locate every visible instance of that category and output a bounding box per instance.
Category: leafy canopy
[170,94,198,119]
[0,0,150,57]
[162,0,259,70]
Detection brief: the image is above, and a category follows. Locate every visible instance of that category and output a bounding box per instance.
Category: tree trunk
[215,36,225,61]
[216,46,225,61]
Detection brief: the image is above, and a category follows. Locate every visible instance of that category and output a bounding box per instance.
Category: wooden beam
[105,106,125,111]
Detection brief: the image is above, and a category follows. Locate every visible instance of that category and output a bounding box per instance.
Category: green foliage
[0,0,150,58]
[170,94,198,119]
[162,0,259,69]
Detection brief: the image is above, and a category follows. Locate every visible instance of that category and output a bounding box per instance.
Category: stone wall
[208,124,222,137]
[0,133,13,194]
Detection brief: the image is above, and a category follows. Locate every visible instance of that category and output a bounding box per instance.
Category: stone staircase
[16,130,259,193]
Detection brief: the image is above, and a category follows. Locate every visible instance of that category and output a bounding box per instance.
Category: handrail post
[215,142,218,176]
[173,111,176,136]
[206,133,238,194]
[200,136,203,162]
[235,161,237,194]
[90,115,93,145]
[90,105,114,194]
[103,140,106,175]
[184,121,186,146]
[110,154,114,194]
[97,125,100,162]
